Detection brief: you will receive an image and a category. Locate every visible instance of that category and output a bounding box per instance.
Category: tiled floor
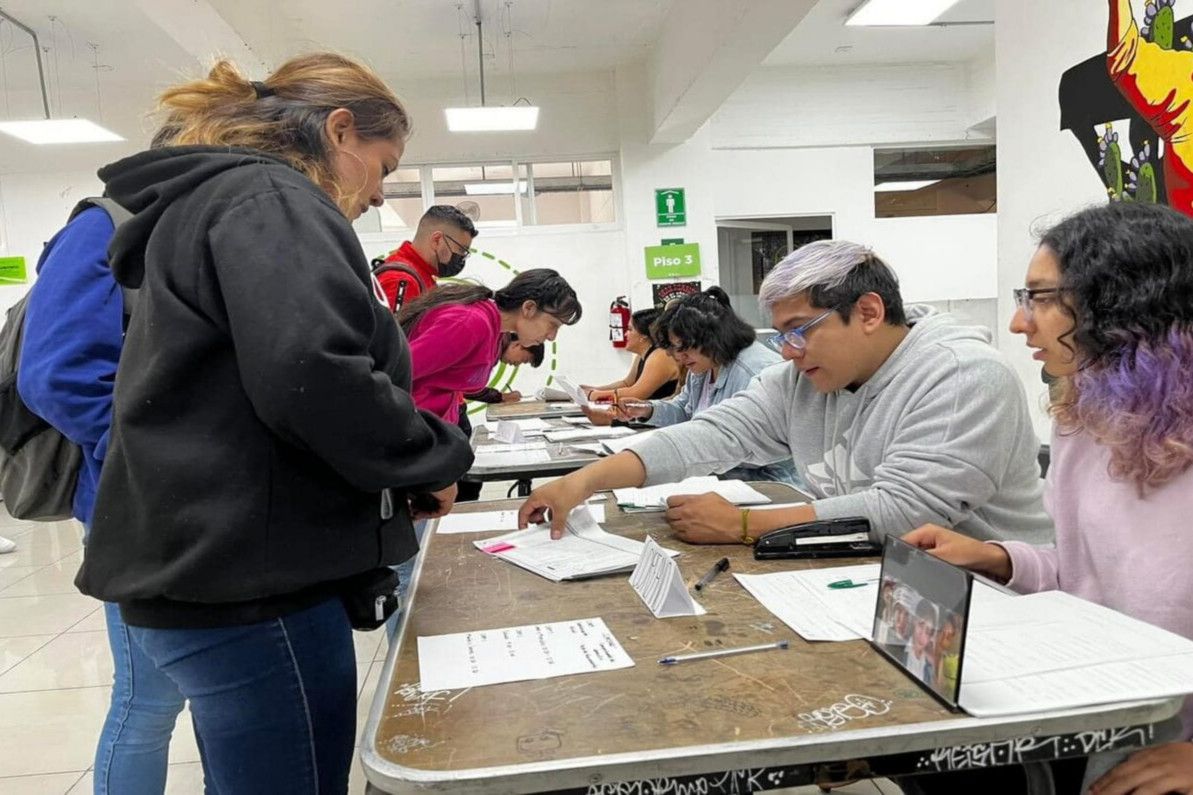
[0,497,900,794]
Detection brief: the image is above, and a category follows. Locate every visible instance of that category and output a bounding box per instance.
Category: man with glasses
[373,204,478,312]
[518,240,1052,549]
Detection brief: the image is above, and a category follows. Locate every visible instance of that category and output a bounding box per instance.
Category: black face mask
[438,247,467,278]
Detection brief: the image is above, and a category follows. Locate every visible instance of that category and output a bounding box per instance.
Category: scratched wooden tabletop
[371,482,953,775]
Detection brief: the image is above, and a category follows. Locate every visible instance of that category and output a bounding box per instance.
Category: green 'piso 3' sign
[0,256,27,285]
[655,188,686,227]
[644,242,700,278]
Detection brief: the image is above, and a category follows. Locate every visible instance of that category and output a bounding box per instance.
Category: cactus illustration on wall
[1098,124,1126,199]
[1143,0,1178,48]
[1127,140,1160,202]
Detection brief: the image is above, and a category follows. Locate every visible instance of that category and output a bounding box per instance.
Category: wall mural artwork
[1060,0,1193,214]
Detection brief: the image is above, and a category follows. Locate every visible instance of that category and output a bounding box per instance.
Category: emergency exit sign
[655,188,686,227]
[644,242,700,278]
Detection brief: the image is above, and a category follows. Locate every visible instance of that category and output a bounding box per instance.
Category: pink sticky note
[483,543,516,554]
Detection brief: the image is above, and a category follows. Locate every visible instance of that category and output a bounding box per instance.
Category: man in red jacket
[374,204,478,312]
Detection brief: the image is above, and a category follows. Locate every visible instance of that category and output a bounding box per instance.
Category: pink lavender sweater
[407,300,502,423]
[999,429,1193,738]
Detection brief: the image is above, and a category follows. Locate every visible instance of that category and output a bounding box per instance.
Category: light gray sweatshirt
[631,310,1054,543]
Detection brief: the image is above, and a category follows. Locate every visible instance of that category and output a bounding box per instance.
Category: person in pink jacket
[399,269,581,423]
[904,202,1193,795]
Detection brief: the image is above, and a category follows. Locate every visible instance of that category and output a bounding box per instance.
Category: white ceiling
[766,0,994,66]
[0,0,994,172]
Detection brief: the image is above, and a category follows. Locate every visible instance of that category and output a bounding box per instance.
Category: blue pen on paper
[658,640,789,665]
[827,577,880,590]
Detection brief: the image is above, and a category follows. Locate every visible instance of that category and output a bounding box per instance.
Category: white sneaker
[0,536,15,554]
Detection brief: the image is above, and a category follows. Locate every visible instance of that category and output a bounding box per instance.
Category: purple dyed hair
[1052,328,1193,493]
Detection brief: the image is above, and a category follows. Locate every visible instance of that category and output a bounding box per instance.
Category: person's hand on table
[665,493,741,544]
[518,473,593,539]
[581,404,615,426]
[587,388,616,404]
[902,524,1012,582]
[500,390,523,403]
[409,483,458,520]
[1090,742,1193,795]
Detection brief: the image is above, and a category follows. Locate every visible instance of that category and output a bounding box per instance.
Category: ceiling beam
[647,0,816,145]
[134,0,270,78]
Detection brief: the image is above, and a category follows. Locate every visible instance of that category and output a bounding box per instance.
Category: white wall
[709,146,998,302]
[710,62,993,149]
[996,0,1112,437]
[0,170,105,311]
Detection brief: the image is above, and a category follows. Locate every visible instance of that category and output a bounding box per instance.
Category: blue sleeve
[17,207,122,457]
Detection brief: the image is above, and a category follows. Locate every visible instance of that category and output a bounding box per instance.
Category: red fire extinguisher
[609,296,630,348]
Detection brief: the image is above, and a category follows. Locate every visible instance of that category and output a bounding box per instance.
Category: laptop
[871,536,974,711]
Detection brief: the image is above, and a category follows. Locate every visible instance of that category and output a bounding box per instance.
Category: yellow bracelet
[740,508,754,545]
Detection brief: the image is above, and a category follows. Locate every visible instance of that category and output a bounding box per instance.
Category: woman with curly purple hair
[904,201,1193,794]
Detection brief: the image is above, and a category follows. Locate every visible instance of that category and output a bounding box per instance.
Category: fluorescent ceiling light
[465,181,528,196]
[0,118,123,145]
[875,179,941,192]
[445,106,539,132]
[846,0,962,26]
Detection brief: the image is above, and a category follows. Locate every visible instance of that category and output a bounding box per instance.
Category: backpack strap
[69,197,138,321]
[371,261,428,310]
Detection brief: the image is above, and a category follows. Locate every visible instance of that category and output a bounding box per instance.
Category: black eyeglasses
[443,232,471,259]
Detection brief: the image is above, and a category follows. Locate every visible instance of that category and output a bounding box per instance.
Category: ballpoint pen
[827,577,880,589]
[659,640,790,665]
[693,557,730,591]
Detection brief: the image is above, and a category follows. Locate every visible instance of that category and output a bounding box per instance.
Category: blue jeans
[386,519,427,641]
[96,602,187,795]
[128,598,357,794]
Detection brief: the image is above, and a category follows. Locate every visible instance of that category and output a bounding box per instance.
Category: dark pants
[128,598,357,794]
[457,409,483,502]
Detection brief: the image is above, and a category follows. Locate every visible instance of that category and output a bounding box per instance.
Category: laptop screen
[871,536,974,710]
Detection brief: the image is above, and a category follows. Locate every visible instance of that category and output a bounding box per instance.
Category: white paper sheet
[734,563,880,642]
[545,426,636,443]
[417,617,634,691]
[629,537,705,618]
[471,449,552,469]
[438,505,605,534]
[613,476,773,510]
[473,506,678,581]
[601,429,659,454]
[482,418,551,434]
[562,416,593,426]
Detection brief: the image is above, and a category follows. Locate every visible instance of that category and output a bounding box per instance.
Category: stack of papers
[545,426,636,443]
[613,476,772,512]
[417,617,634,691]
[959,590,1193,717]
[471,446,552,469]
[438,504,605,534]
[481,418,551,436]
[474,505,679,581]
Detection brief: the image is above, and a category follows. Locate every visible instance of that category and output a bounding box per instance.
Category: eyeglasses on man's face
[766,308,835,352]
[1012,287,1064,321]
[442,232,471,259]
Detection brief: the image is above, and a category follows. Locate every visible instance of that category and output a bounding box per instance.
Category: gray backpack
[0,197,132,520]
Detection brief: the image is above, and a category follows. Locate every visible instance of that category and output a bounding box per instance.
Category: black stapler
[753,517,882,560]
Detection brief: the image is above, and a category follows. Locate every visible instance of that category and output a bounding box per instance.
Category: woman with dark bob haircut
[582,306,681,403]
[606,287,798,484]
[904,202,1193,794]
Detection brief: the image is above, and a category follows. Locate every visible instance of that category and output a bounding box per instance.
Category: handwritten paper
[474,505,678,581]
[438,505,605,534]
[613,476,772,511]
[417,617,634,692]
[629,537,705,618]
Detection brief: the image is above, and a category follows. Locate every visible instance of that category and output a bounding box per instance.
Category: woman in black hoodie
[74,53,472,792]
